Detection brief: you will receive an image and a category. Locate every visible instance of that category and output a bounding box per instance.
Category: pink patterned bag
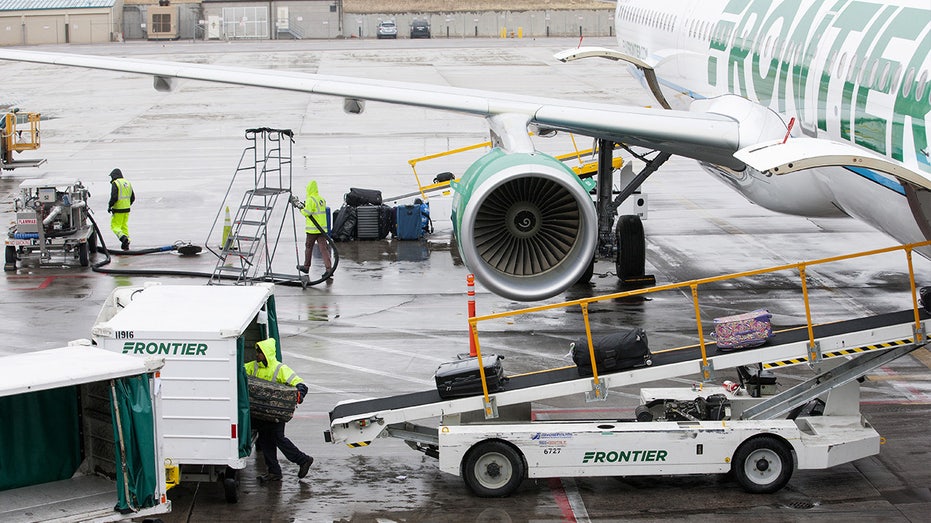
[712,309,774,350]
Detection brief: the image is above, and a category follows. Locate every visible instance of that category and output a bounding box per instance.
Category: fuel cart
[91,282,283,503]
[4,178,96,271]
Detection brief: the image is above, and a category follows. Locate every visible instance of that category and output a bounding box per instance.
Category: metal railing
[466,240,931,416]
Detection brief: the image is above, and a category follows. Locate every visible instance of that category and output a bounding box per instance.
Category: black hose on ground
[86,210,334,287]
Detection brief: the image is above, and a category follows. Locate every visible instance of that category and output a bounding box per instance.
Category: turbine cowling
[451,148,598,302]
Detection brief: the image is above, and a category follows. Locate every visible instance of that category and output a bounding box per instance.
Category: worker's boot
[120,236,130,251]
[298,456,314,479]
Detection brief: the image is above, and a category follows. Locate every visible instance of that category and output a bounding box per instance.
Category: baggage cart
[0,344,170,522]
[92,283,283,503]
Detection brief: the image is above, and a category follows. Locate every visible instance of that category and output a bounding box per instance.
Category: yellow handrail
[406,134,621,200]
[466,240,931,408]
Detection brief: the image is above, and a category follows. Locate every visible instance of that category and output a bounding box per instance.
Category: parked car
[377,20,398,39]
[410,19,431,39]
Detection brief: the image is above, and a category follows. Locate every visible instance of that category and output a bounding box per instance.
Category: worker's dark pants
[303,232,332,271]
[253,419,309,476]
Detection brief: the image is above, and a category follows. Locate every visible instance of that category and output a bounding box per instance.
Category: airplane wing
[3,48,924,302]
[0,48,745,168]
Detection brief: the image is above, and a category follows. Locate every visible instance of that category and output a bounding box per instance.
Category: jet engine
[451,148,598,302]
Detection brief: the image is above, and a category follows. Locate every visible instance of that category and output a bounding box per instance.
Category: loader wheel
[88,230,97,260]
[222,468,239,503]
[615,215,645,282]
[4,245,16,271]
[463,440,524,497]
[78,242,89,267]
[732,436,793,493]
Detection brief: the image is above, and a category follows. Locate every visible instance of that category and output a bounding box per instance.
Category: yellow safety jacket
[244,338,304,386]
[111,178,133,212]
[300,181,327,235]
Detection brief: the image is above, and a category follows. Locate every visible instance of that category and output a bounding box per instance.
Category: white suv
[377,20,398,39]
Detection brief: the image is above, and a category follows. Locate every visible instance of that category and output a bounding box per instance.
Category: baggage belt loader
[328,243,931,497]
[91,282,285,503]
[330,312,924,497]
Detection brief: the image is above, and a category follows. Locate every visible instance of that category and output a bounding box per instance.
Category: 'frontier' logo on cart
[582,450,668,463]
[122,341,208,356]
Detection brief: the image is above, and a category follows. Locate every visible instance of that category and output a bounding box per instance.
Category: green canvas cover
[111,375,157,512]
[0,386,81,491]
[260,294,282,360]
[236,336,252,458]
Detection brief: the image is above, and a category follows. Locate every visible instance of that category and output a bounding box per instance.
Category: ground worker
[107,168,135,251]
[245,337,313,483]
[293,180,333,278]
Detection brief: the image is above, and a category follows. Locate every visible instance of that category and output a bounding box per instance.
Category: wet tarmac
[1,38,930,522]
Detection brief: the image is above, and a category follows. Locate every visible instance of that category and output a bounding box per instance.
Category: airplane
[0,0,929,302]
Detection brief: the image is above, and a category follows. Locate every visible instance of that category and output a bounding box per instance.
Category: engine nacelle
[451,148,598,302]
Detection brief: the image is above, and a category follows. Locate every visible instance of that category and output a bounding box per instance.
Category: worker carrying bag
[571,328,652,376]
[434,354,507,399]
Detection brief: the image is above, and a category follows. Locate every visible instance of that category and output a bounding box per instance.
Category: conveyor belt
[330,308,927,422]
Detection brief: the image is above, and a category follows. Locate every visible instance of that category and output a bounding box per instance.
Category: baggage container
[0,345,170,522]
[713,309,774,350]
[571,328,652,376]
[435,354,507,399]
[92,283,283,503]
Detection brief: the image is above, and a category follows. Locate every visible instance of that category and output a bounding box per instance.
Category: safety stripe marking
[347,441,371,448]
[763,338,912,369]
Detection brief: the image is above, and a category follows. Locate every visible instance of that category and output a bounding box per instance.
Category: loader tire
[732,435,794,494]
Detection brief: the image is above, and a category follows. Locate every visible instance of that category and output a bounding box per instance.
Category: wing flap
[735,137,931,190]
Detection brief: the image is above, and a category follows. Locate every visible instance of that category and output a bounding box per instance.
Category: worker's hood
[109,168,123,180]
[305,180,319,202]
[255,338,279,368]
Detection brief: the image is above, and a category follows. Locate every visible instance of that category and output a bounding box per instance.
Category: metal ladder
[207,128,300,285]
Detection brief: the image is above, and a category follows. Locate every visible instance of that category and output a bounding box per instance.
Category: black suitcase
[356,205,380,240]
[435,354,507,399]
[378,204,395,239]
[571,328,651,376]
[345,187,383,207]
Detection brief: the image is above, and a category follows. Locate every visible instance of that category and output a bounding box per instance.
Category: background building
[0,0,123,45]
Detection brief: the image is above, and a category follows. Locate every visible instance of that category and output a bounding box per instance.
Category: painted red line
[5,273,94,291]
[548,477,577,522]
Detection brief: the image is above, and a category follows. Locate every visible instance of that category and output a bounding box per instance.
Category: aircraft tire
[576,257,595,284]
[615,214,645,281]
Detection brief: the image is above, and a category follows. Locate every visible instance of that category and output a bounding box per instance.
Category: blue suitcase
[395,204,424,240]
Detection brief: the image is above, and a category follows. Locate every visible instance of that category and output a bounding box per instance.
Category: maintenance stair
[327,242,931,447]
[207,128,301,285]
